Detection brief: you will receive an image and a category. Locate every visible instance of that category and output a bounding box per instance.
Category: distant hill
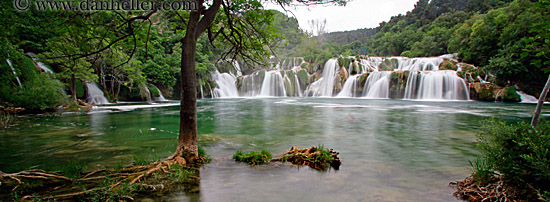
[320,28,377,45]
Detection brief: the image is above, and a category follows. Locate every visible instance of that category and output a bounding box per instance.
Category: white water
[240,73,261,97]
[362,72,390,98]
[412,71,469,100]
[337,75,360,97]
[210,55,472,101]
[36,62,54,74]
[294,74,304,97]
[211,71,239,98]
[86,82,110,105]
[6,59,22,88]
[259,71,286,97]
[153,85,168,101]
[305,59,339,97]
[233,60,242,77]
[517,91,538,103]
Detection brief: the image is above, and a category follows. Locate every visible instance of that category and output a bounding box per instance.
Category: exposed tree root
[0,157,203,201]
[450,175,545,202]
[271,146,341,170]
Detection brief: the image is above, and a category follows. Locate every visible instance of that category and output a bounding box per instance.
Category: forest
[2,0,549,111]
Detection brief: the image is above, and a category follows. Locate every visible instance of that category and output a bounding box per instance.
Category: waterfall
[212,71,239,98]
[233,60,242,76]
[304,59,339,97]
[337,75,360,97]
[200,84,204,99]
[294,74,304,97]
[362,72,390,98]
[259,70,286,97]
[36,62,54,74]
[517,91,538,103]
[6,59,22,88]
[396,57,443,71]
[404,71,420,99]
[405,71,469,100]
[85,82,110,105]
[240,72,263,97]
[153,85,168,101]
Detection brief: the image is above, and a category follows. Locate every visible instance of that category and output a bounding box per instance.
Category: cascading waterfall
[259,71,286,97]
[405,71,469,100]
[210,55,471,100]
[86,82,110,105]
[212,71,239,98]
[6,59,22,88]
[304,59,339,97]
[294,74,304,97]
[200,84,204,99]
[517,91,538,103]
[240,72,263,97]
[396,57,443,71]
[404,71,420,99]
[337,75,360,97]
[153,85,168,101]
[362,72,390,98]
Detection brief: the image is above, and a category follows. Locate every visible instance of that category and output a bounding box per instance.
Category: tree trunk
[169,0,221,161]
[531,74,550,129]
[172,12,201,160]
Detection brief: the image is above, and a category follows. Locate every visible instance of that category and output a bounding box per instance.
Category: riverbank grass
[451,119,550,201]
[0,147,211,201]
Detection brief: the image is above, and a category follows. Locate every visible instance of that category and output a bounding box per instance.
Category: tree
[168,0,347,161]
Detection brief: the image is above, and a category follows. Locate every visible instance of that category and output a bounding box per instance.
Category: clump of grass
[232,150,272,165]
[132,155,154,166]
[273,145,340,171]
[44,160,86,179]
[198,146,212,163]
[170,164,196,182]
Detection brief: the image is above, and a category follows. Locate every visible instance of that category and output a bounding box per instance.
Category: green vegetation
[467,119,550,200]
[233,150,272,165]
[274,145,341,171]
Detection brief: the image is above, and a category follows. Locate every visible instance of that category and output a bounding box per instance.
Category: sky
[265,0,419,33]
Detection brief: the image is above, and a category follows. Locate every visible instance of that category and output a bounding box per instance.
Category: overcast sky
[265,0,419,33]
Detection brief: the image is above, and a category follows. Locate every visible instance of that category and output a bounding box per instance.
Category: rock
[439,60,458,71]
[501,86,521,103]
[469,83,503,101]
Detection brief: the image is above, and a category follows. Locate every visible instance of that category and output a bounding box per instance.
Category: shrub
[474,119,550,197]
[0,73,67,112]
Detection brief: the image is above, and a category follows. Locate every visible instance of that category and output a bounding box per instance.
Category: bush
[474,119,550,197]
[0,73,67,112]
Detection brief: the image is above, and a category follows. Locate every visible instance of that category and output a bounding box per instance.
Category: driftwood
[271,146,341,170]
[449,175,545,202]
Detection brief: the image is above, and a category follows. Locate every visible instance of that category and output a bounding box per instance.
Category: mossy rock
[439,60,458,71]
[147,84,161,97]
[257,69,266,78]
[389,71,407,99]
[297,70,308,86]
[379,58,398,71]
[502,86,521,103]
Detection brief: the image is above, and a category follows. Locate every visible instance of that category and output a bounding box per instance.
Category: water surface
[1,98,547,201]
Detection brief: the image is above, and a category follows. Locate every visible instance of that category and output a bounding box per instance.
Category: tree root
[0,157,201,201]
[271,146,341,170]
[450,174,545,202]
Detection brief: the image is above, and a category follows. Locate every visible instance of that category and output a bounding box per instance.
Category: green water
[1,98,547,201]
